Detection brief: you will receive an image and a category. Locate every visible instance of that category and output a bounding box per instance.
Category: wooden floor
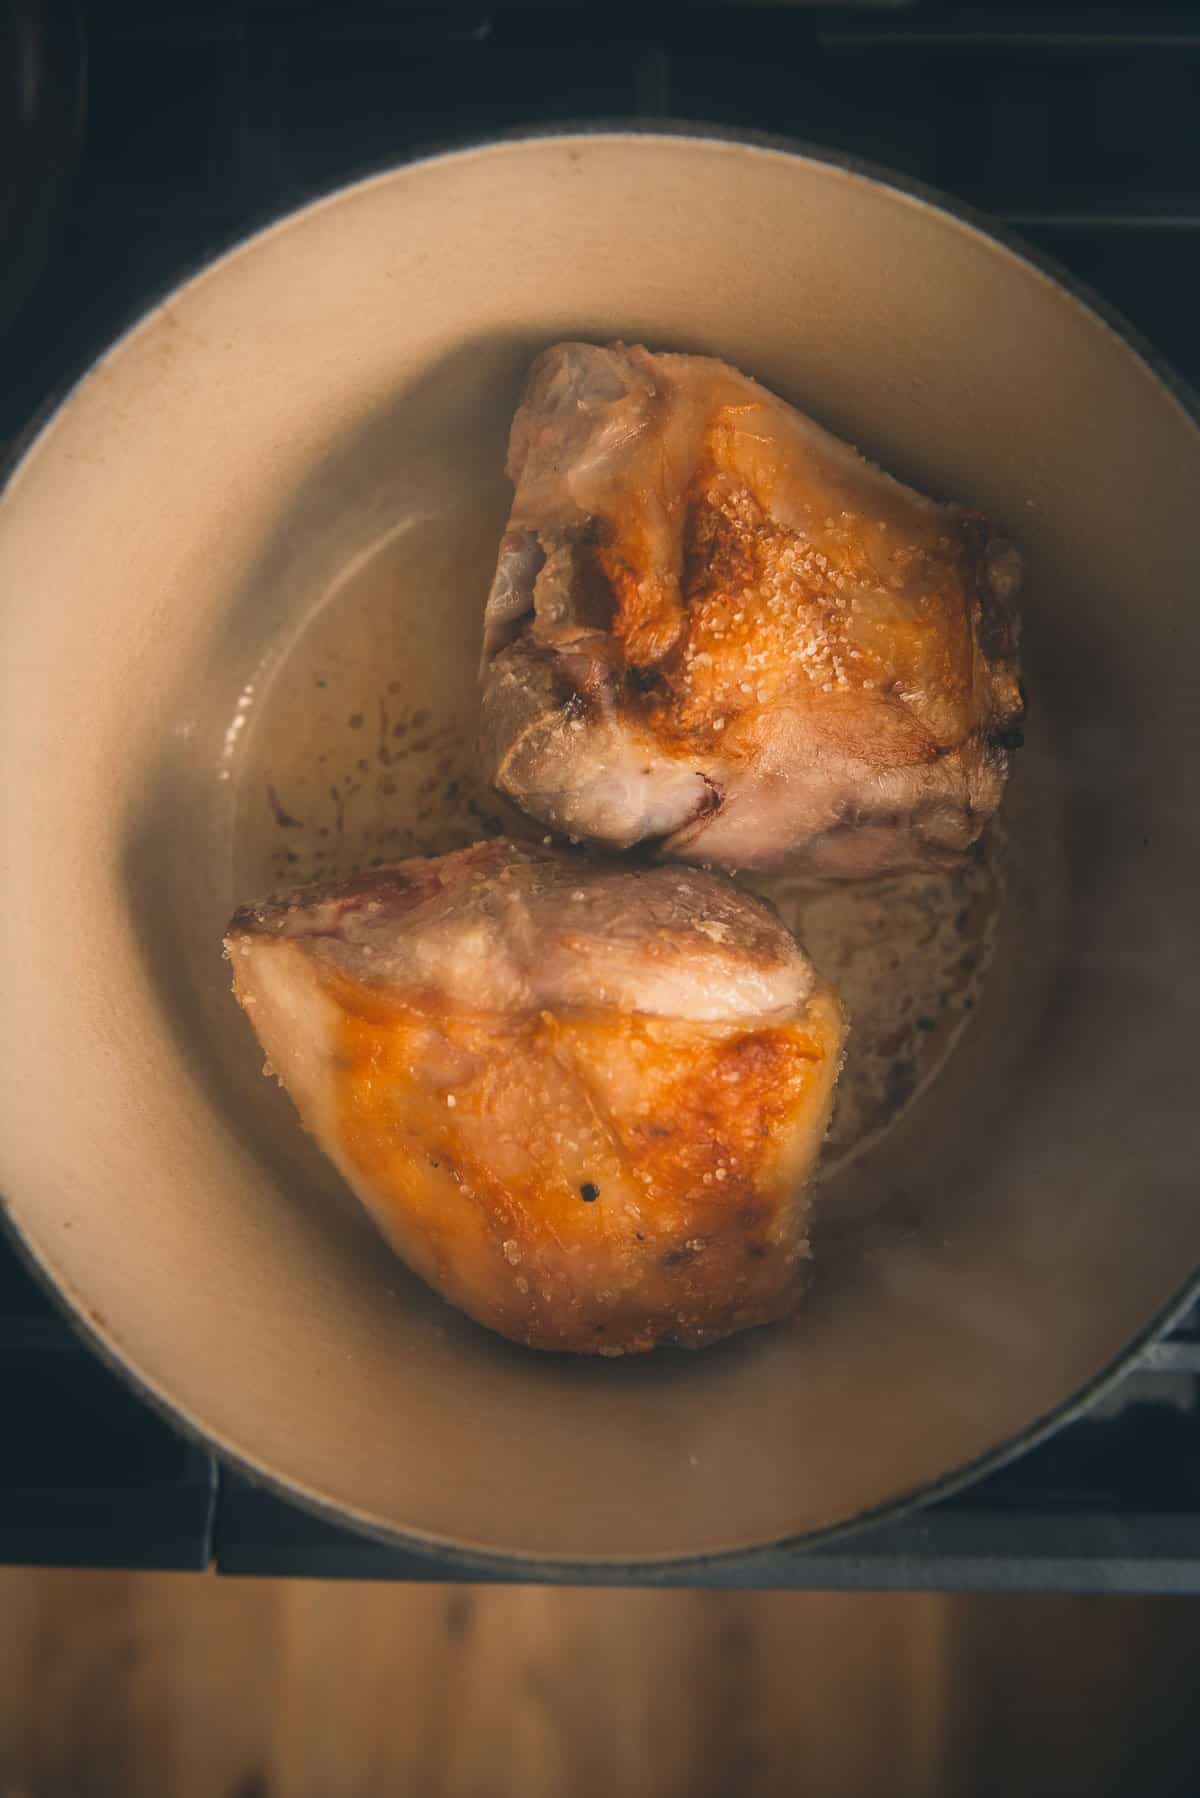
[0,1572,1198,1797]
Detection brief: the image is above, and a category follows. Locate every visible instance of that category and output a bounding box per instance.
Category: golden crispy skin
[480,343,1024,878]
[227,840,844,1354]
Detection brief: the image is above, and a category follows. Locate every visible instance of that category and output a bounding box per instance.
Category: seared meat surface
[227,839,843,1353]
[481,343,1023,877]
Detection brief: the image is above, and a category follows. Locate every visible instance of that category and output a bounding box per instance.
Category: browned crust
[323,965,841,1354]
[511,441,1022,774]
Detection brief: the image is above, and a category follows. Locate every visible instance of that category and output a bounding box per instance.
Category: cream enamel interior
[2,132,1199,1564]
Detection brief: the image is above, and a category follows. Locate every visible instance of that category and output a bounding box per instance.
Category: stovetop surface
[3,0,1199,1589]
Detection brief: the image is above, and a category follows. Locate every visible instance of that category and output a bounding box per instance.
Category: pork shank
[226,839,844,1354]
[480,342,1024,878]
